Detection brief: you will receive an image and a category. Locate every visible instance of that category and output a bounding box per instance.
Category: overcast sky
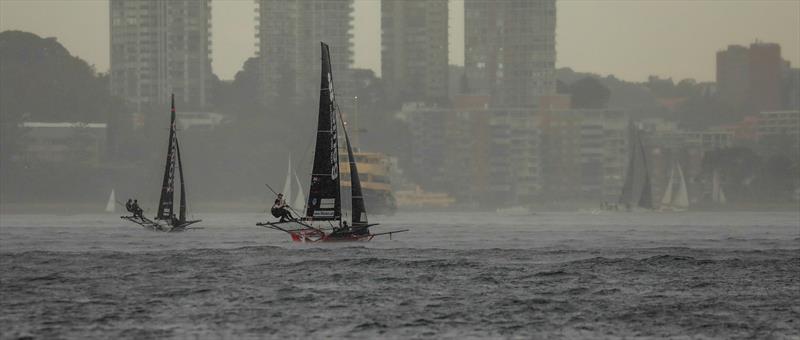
[1,0,798,82]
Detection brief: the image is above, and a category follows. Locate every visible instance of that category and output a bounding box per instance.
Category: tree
[567,77,610,109]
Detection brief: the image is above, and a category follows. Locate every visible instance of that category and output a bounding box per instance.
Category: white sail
[660,164,675,207]
[712,170,727,204]
[282,156,293,204]
[105,189,116,213]
[672,161,690,210]
[293,173,306,210]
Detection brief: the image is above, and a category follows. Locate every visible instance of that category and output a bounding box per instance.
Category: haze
[1,0,798,82]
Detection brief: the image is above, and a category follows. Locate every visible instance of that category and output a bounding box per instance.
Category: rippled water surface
[1,211,798,339]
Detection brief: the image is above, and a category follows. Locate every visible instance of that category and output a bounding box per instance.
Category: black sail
[342,124,368,226]
[305,42,341,221]
[619,121,654,209]
[176,139,187,222]
[636,128,654,209]
[156,94,178,220]
[619,121,636,205]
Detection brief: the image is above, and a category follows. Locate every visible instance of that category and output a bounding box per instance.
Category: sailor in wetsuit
[131,199,144,219]
[125,199,134,215]
[271,193,293,222]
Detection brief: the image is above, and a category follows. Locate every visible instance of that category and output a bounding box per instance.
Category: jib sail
[342,125,367,226]
[305,42,341,221]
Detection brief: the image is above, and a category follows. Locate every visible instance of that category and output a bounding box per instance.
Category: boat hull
[121,216,201,232]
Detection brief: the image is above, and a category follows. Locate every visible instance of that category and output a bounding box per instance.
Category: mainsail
[619,121,653,209]
[305,42,341,221]
[156,94,179,220]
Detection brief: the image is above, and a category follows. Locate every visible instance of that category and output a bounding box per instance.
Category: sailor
[271,193,293,222]
[132,199,143,219]
[125,199,134,214]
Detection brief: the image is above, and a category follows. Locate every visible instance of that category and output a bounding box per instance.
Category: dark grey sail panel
[342,124,368,226]
[176,139,187,222]
[156,94,178,220]
[636,132,654,209]
[619,121,653,209]
[305,42,341,221]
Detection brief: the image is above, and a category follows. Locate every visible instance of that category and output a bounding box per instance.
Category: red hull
[288,229,374,243]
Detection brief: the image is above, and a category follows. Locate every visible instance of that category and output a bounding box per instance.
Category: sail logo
[320,198,335,209]
[329,72,338,181]
[314,210,334,218]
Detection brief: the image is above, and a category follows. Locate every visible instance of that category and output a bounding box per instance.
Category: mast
[342,119,368,226]
[305,42,341,222]
[156,94,178,220]
[176,139,187,222]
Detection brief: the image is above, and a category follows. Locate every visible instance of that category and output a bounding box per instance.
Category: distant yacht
[618,121,654,211]
[659,161,689,212]
[105,189,116,213]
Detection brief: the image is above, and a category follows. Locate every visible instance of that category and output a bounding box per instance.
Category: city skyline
[1,0,798,82]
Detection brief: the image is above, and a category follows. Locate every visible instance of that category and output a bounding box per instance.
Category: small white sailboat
[105,189,116,213]
[293,172,306,211]
[281,155,307,211]
[282,156,294,205]
[711,169,727,204]
[659,161,689,212]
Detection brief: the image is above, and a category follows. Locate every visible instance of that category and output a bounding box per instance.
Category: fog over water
[1,212,798,338]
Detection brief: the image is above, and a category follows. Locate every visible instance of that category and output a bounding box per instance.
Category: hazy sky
[1,0,798,82]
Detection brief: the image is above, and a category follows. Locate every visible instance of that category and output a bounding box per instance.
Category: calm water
[1,211,798,339]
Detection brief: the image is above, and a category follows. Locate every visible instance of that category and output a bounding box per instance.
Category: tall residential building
[109,0,212,110]
[716,45,750,109]
[716,42,785,114]
[381,0,449,106]
[464,0,557,108]
[256,0,354,109]
[748,42,783,112]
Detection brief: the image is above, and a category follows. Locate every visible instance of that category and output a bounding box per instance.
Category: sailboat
[121,94,202,232]
[257,42,407,242]
[659,161,690,212]
[280,155,307,212]
[105,189,116,213]
[711,169,727,205]
[618,121,654,211]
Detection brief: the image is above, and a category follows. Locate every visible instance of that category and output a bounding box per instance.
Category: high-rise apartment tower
[255,0,354,109]
[109,0,212,110]
[464,0,556,108]
[381,0,449,106]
